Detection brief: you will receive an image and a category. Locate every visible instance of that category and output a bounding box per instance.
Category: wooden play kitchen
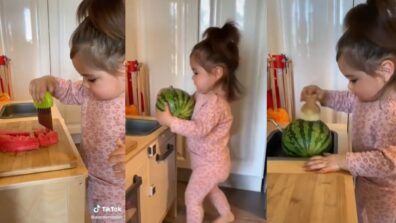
[125,116,177,223]
[266,97,357,222]
[0,102,87,223]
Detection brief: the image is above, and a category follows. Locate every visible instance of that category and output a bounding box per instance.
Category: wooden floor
[164,182,266,223]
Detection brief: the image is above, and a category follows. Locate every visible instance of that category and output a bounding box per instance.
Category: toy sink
[126,118,161,136]
[0,103,37,119]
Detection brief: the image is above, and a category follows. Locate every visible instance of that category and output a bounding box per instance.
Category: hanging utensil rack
[267,54,295,121]
[126,60,150,116]
[0,55,13,100]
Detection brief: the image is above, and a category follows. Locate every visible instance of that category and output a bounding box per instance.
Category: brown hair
[70,0,125,74]
[190,21,244,101]
[336,0,396,96]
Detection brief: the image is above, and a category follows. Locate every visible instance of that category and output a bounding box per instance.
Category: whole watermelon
[281,119,331,157]
[156,87,195,120]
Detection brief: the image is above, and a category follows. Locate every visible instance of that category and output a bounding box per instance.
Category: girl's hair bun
[77,0,125,41]
[345,0,396,49]
[203,21,240,46]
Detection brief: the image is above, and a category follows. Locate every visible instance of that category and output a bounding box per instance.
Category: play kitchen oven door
[126,175,142,223]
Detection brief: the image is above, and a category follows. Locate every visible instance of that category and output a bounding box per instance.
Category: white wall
[47,0,82,133]
[267,0,352,124]
[0,0,50,100]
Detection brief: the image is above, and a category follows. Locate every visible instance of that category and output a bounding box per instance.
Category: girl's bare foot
[212,212,235,223]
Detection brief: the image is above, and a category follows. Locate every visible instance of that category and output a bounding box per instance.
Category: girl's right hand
[29,75,57,102]
[300,85,325,103]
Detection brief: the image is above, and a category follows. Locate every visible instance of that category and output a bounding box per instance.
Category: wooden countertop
[0,101,87,189]
[125,115,170,161]
[266,121,357,223]
[267,171,356,223]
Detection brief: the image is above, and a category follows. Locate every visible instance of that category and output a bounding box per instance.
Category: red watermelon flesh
[0,134,39,152]
[0,128,59,152]
[0,130,30,136]
[34,128,59,147]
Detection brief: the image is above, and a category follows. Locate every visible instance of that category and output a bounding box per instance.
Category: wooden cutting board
[126,139,138,154]
[267,172,357,223]
[0,119,78,177]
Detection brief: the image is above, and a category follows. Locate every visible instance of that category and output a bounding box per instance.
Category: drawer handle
[126,175,142,197]
[156,144,174,161]
[147,145,156,157]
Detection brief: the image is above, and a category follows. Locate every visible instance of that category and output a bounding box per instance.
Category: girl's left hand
[304,153,347,173]
[155,104,173,126]
[108,138,125,178]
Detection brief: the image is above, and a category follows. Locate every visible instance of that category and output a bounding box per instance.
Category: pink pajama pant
[185,161,232,223]
[87,176,125,223]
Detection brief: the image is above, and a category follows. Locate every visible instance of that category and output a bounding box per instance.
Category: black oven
[126,175,142,223]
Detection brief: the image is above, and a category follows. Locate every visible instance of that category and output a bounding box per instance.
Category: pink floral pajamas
[170,93,233,223]
[54,78,125,223]
[324,90,396,223]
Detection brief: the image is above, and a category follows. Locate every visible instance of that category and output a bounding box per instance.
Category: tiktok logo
[93,204,101,213]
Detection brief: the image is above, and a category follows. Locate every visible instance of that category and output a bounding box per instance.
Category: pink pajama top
[323,90,396,223]
[54,78,125,220]
[169,92,233,169]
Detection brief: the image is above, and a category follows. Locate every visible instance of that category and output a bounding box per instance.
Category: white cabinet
[125,130,177,223]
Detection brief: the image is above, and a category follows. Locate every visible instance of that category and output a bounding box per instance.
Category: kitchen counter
[0,101,87,188]
[266,122,358,223]
[0,101,88,223]
[125,115,170,161]
[125,115,177,223]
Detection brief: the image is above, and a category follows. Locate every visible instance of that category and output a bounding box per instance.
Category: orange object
[126,105,139,116]
[0,93,10,103]
[267,108,289,124]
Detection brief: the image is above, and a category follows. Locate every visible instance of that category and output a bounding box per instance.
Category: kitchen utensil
[139,63,150,116]
[34,92,53,130]
[267,54,295,121]
[0,55,12,98]
[126,61,150,116]
[127,60,139,106]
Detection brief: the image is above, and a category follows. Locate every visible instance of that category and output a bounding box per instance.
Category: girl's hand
[155,104,174,126]
[304,153,347,173]
[300,85,325,104]
[29,75,57,102]
[108,138,125,179]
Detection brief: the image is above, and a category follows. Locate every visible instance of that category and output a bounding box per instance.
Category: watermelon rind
[281,119,331,157]
[155,87,195,120]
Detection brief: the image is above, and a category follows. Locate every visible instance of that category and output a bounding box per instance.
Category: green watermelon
[156,87,195,120]
[281,119,331,157]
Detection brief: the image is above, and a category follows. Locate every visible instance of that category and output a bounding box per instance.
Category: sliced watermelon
[0,128,59,152]
[0,134,39,152]
[0,130,31,136]
[34,128,59,147]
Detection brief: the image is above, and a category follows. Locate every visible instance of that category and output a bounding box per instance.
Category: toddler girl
[156,21,244,223]
[303,1,396,222]
[29,0,125,222]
